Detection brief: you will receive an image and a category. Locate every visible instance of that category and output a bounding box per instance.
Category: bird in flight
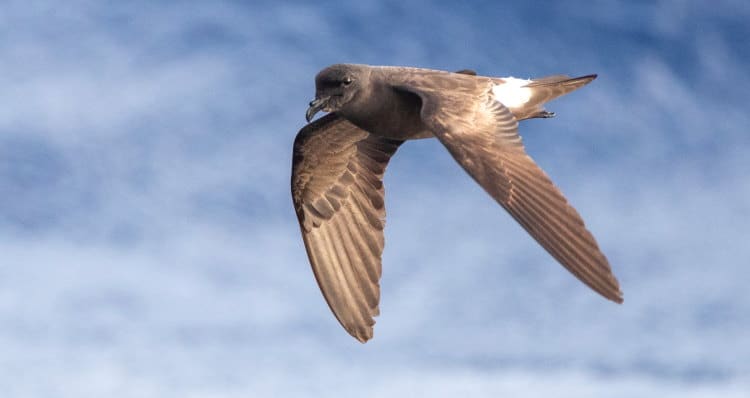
[291,64,622,343]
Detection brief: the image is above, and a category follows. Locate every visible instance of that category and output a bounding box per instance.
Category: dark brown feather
[291,113,402,342]
[296,64,621,343]
[509,74,598,120]
[395,80,623,303]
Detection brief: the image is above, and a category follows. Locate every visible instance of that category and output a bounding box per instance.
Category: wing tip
[349,326,374,343]
[342,314,376,343]
[584,73,598,81]
[601,284,624,304]
[607,272,624,304]
[567,74,597,87]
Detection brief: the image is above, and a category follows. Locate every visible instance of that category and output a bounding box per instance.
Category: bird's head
[306,64,367,122]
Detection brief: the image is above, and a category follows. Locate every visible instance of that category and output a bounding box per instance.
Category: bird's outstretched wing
[292,113,402,342]
[395,76,623,303]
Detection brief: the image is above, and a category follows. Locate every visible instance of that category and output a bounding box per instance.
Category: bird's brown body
[293,64,622,342]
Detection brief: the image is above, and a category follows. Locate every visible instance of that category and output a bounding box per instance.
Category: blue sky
[1,1,749,397]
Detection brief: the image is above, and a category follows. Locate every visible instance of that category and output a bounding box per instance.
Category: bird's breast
[344,85,431,140]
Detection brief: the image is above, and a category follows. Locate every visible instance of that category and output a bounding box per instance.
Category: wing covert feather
[393,80,623,302]
[292,113,402,342]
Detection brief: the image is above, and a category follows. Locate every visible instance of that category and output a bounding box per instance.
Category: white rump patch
[492,77,532,108]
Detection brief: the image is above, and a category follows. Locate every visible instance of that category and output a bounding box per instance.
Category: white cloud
[0,1,749,397]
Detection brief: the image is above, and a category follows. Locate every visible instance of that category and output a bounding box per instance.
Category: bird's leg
[534,110,556,119]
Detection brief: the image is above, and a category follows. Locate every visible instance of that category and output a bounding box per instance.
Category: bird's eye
[342,77,353,86]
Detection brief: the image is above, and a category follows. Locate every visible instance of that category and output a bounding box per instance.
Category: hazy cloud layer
[0,1,748,397]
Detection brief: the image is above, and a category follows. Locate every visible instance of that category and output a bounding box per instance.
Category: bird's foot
[538,111,556,118]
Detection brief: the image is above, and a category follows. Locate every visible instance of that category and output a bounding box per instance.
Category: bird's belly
[369,128,433,141]
[347,112,433,141]
[402,130,434,140]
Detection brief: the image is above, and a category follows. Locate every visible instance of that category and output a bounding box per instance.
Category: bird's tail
[508,74,597,120]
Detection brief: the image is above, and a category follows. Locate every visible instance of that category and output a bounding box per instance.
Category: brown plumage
[292,113,401,342]
[292,64,622,343]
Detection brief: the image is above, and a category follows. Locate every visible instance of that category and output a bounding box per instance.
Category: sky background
[1,1,749,397]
